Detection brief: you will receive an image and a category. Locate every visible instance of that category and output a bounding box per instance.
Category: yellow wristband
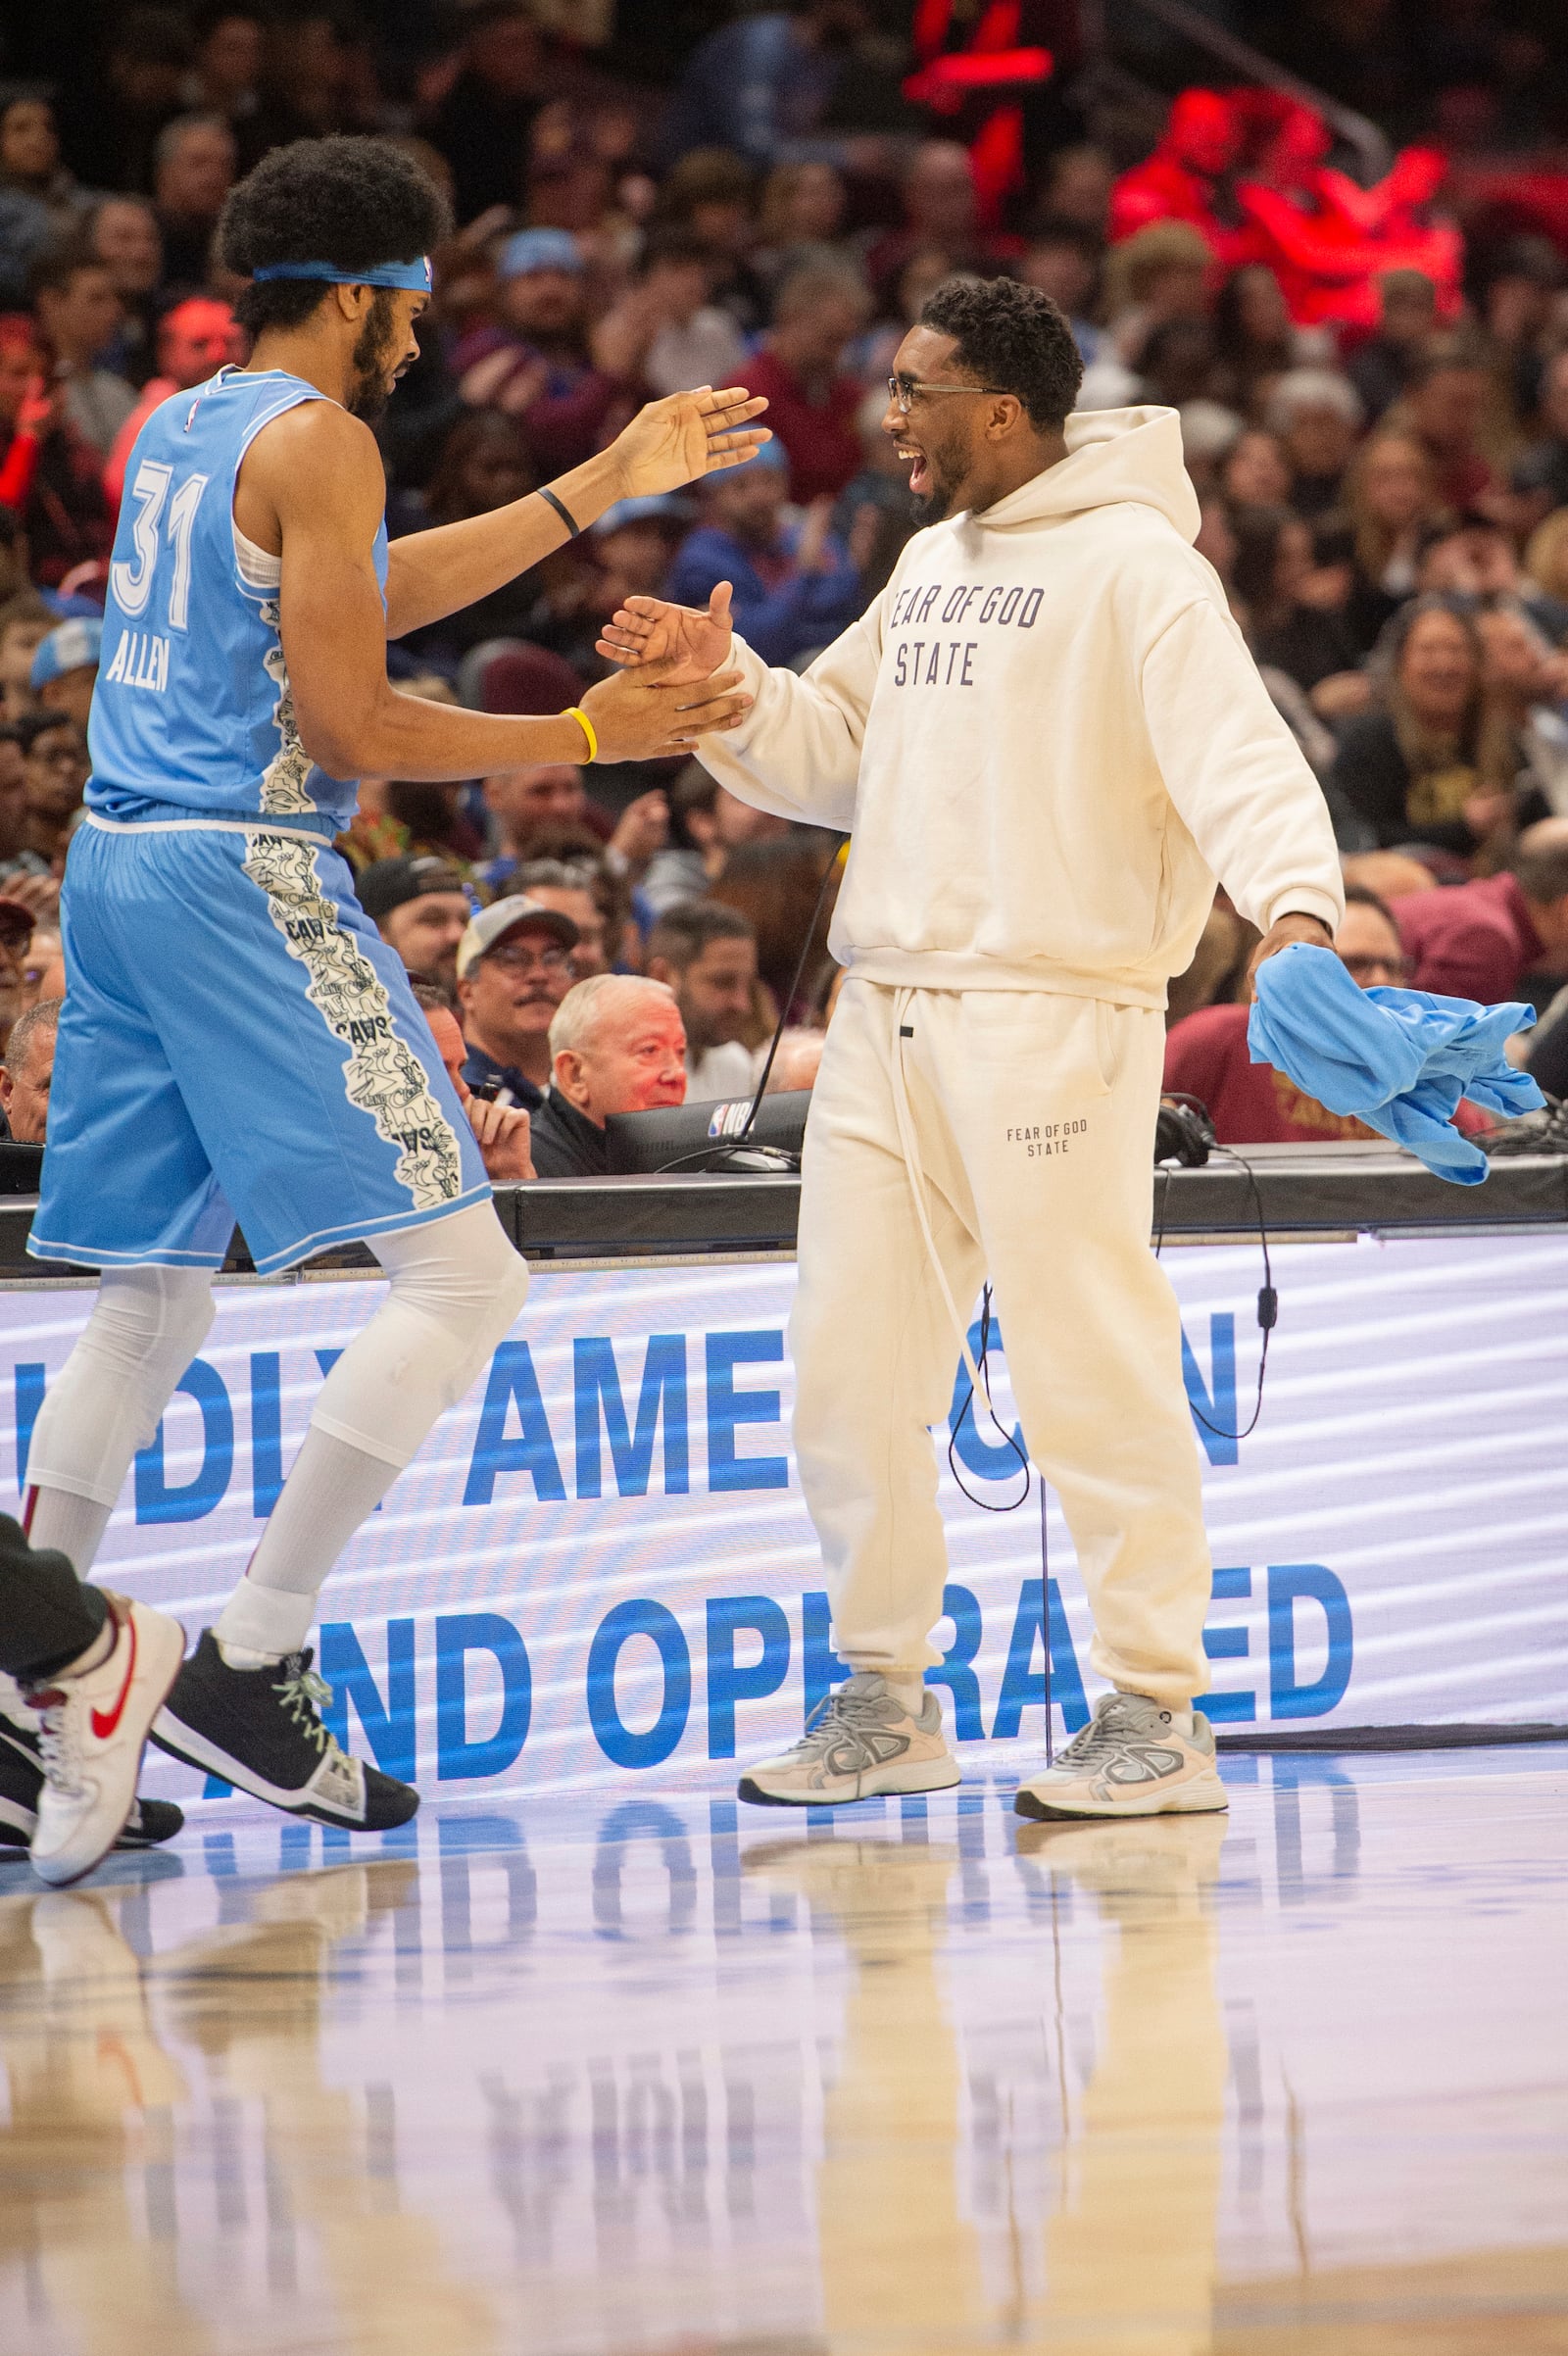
[564,705,597,763]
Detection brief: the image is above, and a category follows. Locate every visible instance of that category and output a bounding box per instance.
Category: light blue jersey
[87,367,387,833]
[34,367,488,1277]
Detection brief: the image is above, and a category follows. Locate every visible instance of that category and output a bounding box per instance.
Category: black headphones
[1155,1092,1216,1167]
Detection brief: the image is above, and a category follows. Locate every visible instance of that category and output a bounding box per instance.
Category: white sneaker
[737,1673,961,1807]
[22,1594,187,1889]
[1013,1692,1229,1822]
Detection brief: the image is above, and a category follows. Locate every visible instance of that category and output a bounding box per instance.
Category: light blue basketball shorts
[30,816,489,1276]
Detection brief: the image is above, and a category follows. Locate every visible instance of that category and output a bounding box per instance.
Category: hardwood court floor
[0,1747,1563,2356]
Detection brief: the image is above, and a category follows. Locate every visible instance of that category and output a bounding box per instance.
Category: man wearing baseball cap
[357,855,472,994]
[663,435,865,669]
[452,228,638,474]
[455,894,578,1111]
[29,618,101,730]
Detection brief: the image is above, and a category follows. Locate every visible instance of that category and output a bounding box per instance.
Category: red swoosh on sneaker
[91,1612,137,1741]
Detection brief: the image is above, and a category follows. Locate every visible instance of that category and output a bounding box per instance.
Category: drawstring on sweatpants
[886,987,999,1426]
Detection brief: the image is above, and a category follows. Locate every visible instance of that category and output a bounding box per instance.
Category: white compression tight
[26,1261,219,1573]
[26,1202,528,1660]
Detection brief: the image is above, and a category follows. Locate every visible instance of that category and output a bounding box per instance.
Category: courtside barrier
[2,1147,1563,1798]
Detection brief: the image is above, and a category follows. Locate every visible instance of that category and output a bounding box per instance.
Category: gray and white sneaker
[737,1673,961,1807]
[1013,1692,1228,1822]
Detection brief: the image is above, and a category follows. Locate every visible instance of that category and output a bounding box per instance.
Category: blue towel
[1247,944,1545,1184]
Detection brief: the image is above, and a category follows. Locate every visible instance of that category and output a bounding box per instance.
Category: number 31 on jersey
[104,461,210,695]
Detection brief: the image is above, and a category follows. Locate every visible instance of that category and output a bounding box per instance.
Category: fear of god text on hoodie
[698,406,1345,1009]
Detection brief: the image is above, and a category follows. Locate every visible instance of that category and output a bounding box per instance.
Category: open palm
[597,582,735,685]
[612,389,771,496]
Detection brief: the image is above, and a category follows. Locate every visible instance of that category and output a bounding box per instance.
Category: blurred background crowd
[2,0,1568,1172]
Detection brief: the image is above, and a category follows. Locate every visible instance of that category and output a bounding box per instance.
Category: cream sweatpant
[790,978,1212,1711]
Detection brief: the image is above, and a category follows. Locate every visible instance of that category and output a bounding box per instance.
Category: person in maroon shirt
[743,259,869,505]
[1387,337,1503,515]
[1165,885,1493,1144]
[1392,819,1568,1003]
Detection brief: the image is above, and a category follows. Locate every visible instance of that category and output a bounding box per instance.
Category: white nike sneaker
[22,1594,187,1889]
[737,1673,961,1806]
[1013,1692,1228,1822]
[0,1672,185,1856]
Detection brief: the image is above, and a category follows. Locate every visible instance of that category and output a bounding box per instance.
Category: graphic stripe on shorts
[241,828,466,1213]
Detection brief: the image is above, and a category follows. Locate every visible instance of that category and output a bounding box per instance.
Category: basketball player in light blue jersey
[6,137,767,1883]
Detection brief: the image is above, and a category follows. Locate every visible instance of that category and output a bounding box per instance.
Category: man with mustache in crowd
[455,895,578,1111]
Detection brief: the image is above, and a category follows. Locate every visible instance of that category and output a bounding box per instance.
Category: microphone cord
[1154,1098,1277,1444]
[947,1283,1031,1512]
[736,833,847,1137]
[655,833,847,1175]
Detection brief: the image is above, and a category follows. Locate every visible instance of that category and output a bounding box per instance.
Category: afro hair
[918,274,1083,430]
[220,135,451,333]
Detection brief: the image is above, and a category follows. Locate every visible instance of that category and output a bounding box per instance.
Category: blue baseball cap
[38,588,103,620]
[30,617,102,692]
[497,228,583,281]
[591,494,692,536]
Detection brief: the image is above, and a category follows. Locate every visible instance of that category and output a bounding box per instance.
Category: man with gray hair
[1264,368,1365,517]
[0,996,59,1144]
[529,975,688,1176]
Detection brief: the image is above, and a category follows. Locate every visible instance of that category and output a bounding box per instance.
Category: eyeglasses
[485,941,569,976]
[887,374,1009,415]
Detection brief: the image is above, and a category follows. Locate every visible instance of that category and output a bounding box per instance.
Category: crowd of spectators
[1,0,1567,1165]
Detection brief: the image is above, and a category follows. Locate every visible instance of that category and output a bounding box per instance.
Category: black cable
[649,1140,801,1176]
[1200,1145,1276,1442]
[1152,1131,1277,1444]
[735,833,846,1135]
[947,1284,1031,1512]
[655,834,846,1175]
[1154,1163,1171,1256]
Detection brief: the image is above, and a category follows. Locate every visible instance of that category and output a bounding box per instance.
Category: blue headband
[251,256,433,291]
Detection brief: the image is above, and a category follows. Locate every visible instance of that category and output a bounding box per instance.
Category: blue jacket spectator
[664,442,865,670]
[660,6,857,172]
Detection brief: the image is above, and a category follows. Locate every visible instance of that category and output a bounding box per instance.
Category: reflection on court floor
[0,1750,1563,2354]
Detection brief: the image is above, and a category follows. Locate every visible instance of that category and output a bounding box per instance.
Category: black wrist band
[538,486,580,537]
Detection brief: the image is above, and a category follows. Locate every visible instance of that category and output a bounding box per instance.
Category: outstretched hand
[579,649,751,761]
[596,582,734,686]
[610,388,770,499]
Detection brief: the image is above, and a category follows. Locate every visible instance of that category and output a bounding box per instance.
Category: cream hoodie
[699,406,1344,1008]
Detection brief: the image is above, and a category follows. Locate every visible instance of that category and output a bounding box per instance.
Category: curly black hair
[918,274,1083,430]
[220,135,452,334]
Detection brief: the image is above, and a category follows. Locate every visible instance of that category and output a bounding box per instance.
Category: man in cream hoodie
[600,276,1344,1819]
